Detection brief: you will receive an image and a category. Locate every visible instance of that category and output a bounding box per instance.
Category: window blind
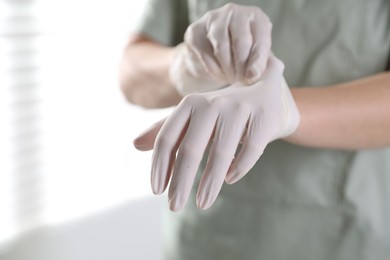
[0,0,44,246]
[1,0,163,248]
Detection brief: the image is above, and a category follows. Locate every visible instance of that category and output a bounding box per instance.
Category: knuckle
[210,96,228,108]
[182,94,207,106]
[181,93,196,103]
[185,23,195,35]
[185,23,201,41]
[184,31,193,44]
[205,8,219,19]
[253,9,273,30]
[266,19,273,30]
[263,17,273,29]
[273,58,285,71]
[223,3,237,10]
[219,102,250,121]
[264,19,273,33]
[234,102,251,114]
[207,24,227,41]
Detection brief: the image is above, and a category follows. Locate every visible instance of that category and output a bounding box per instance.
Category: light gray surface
[0,196,164,260]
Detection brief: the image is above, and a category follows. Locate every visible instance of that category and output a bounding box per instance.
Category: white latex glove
[170,3,272,96]
[170,43,227,96]
[135,54,300,211]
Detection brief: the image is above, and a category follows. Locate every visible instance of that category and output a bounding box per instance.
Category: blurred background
[0,0,168,259]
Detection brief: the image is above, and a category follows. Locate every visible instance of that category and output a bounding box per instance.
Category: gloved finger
[168,103,218,211]
[196,106,249,209]
[225,56,287,185]
[230,12,253,83]
[244,17,272,85]
[184,46,206,78]
[225,114,276,184]
[206,11,235,83]
[185,21,225,82]
[151,103,191,195]
[133,118,166,151]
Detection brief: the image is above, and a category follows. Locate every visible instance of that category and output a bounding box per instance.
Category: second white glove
[170,3,273,96]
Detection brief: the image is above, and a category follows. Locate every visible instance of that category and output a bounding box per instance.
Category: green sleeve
[134,0,189,46]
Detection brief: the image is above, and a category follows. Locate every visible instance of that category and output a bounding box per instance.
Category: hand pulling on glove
[134,54,300,211]
[170,3,273,95]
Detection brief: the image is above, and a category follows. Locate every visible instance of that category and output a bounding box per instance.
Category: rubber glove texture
[170,3,272,96]
[134,54,300,211]
[170,43,226,96]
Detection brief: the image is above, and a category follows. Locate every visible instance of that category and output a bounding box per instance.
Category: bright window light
[1,0,168,240]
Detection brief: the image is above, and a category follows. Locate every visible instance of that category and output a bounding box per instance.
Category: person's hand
[135,54,299,211]
[170,3,273,96]
[170,43,227,96]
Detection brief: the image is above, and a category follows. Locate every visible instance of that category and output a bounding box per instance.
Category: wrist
[274,78,301,140]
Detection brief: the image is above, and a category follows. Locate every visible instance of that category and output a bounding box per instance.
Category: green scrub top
[135,0,390,259]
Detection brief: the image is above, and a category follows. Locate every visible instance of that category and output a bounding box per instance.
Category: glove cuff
[277,78,301,138]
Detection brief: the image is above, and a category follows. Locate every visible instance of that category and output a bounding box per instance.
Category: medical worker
[120,1,390,259]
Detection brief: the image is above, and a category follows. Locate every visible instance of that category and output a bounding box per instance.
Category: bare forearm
[119,37,182,108]
[286,72,390,150]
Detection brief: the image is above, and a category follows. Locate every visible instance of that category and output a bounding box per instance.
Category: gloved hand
[170,3,273,96]
[135,54,300,211]
[170,43,227,96]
